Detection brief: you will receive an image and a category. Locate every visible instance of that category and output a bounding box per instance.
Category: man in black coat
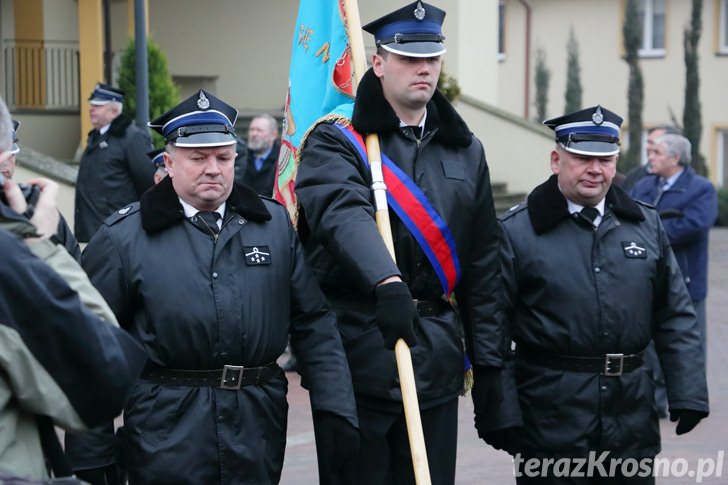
[483,106,708,484]
[74,83,155,242]
[65,90,358,484]
[296,2,503,483]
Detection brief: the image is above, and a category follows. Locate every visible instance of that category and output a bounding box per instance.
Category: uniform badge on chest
[244,246,271,265]
[622,241,647,259]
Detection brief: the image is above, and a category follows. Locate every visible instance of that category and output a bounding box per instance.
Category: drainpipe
[517,0,531,119]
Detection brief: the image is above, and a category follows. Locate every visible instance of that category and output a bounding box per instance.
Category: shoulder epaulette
[104,202,140,226]
[499,201,528,222]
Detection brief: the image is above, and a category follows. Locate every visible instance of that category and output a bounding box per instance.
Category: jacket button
[212,272,218,278]
[238,219,244,225]
[594,267,601,273]
[217,415,224,422]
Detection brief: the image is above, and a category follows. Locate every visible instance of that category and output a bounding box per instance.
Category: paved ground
[279,228,728,484]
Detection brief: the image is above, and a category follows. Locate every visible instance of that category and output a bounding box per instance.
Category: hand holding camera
[1,174,59,239]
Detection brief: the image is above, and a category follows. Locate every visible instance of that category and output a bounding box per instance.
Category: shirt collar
[398,110,427,138]
[99,123,111,135]
[566,197,606,226]
[179,197,226,221]
[662,168,684,190]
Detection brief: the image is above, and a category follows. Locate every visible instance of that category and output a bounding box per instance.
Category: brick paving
[280,228,728,484]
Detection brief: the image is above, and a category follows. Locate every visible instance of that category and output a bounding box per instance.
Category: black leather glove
[480,426,523,454]
[374,281,418,349]
[313,411,360,485]
[75,464,123,485]
[471,366,503,416]
[669,409,708,435]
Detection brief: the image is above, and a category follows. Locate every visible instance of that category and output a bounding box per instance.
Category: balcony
[2,39,80,112]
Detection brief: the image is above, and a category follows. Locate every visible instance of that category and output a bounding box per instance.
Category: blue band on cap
[555,124,620,138]
[90,88,123,103]
[162,111,232,137]
[376,19,442,41]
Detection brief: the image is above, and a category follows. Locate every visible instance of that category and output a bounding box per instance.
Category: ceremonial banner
[274,0,356,223]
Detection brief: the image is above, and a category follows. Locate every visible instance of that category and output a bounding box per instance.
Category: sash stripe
[336,124,460,295]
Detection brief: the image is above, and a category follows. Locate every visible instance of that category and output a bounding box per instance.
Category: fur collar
[140,176,271,233]
[351,68,472,148]
[527,175,645,235]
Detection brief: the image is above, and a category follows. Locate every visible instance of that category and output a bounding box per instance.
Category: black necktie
[197,211,221,234]
[580,206,600,226]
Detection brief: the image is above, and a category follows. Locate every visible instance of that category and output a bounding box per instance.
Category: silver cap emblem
[414,1,426,20]
[197,91,210,110]
[592,106,604,125]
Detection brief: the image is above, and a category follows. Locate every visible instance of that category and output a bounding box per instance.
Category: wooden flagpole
[342,1,432,483]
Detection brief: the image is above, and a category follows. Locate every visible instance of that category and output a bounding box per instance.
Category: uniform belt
[327,296,449,317]
[141,363,278,390]
[516,347,644,376]
[413,298,450,317]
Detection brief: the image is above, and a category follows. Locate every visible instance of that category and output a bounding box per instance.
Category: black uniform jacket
[490,176,709,459]
[68,178,356,483]
[74,114,154,242]
[296,68,502,408]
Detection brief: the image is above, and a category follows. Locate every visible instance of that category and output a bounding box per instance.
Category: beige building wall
[499,0,728,184]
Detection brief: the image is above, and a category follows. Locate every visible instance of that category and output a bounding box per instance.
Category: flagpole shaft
[343,1,432,484]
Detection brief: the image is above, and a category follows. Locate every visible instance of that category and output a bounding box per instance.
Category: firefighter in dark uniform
[295,2,503,483]
[74,84,155,243]
[65,90,359,484]
[480,106,709,484]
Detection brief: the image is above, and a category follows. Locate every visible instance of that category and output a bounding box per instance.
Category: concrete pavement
[279,227,728,484]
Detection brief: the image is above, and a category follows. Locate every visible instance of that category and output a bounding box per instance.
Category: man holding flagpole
[295,2,503,483]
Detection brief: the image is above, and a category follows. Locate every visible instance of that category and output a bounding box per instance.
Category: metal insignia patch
[197,91,210,110]
[118,206,131,215]
[592,106,604,125]
[244,246,271,265]
[414,1,426,20]
[622,241,646,259]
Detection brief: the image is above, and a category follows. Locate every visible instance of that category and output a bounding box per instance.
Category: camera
[0,174,41,218]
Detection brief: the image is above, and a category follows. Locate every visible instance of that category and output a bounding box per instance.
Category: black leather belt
[517,347,644,376]
[141,363,278,390]
[414,299,450,317]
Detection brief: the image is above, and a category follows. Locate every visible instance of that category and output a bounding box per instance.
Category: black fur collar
[140,176,271,233]
[351,68,472,148]
[527,175,645,234]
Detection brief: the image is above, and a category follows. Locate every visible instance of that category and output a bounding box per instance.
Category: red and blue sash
[335,123,461,296]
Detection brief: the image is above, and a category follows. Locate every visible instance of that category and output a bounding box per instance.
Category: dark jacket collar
[671,165,695,191]
[527,174,645,235]
[88,113,133,138]
[140,176,271,233]
[351,68,472,148]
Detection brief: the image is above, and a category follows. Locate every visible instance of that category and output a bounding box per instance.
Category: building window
[637,0,666,57]
[498,0,506,61]
[720,0,728,54]
[718,129,728,187]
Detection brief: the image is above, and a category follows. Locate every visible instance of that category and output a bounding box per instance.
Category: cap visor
[561,141,620,157]
[89,99,112,105]
[382,42,447,58]
[172,132,237,148]
[9,143,20,155]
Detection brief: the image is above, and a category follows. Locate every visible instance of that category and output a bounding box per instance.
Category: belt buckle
[604,353,624,376]
[220,365,244,390]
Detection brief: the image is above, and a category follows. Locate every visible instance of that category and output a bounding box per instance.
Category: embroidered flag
[274,0,356,224]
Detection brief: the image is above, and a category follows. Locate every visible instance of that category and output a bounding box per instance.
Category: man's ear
[164,152,174,177]
[550,149,561,175]
[372,53,385,78]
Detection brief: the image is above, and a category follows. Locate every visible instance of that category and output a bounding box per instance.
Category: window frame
[498,0,506,61]
[720,0,728,54]
[637,0,667,58]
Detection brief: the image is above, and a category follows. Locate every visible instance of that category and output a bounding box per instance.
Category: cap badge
[197,91,210,110]
[414,1,426,20]
[592,106,604,125]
